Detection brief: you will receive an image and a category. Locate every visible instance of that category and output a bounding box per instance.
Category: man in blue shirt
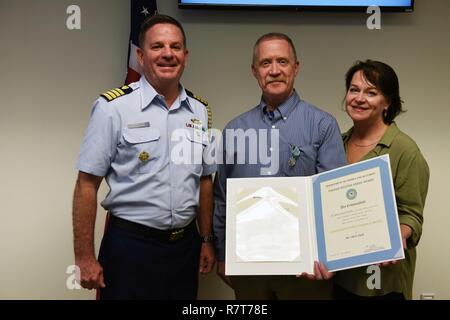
[73,14,216,299]
[213,33,346,299]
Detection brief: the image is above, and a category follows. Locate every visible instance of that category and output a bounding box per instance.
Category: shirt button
[269,147,273,152]
[283,117,287,120]
[272,125,276,129]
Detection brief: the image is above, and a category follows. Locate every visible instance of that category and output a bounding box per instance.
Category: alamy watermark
[169,128,280,176]
[66,5,81,30]
[367,6,381,30]
[65,4,379,31]
[366,265,381,290]
[66,265,81,290]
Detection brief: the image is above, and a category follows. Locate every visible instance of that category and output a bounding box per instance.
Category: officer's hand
[76,257,106,290]
[199,243,215,274]
[298,261,334,281]
[217,261,233,289]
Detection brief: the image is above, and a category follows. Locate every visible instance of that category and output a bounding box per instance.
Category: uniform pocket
[122,127,160,174]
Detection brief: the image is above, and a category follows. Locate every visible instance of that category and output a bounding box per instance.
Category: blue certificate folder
[225,154,404,275]
[312,154,404,272]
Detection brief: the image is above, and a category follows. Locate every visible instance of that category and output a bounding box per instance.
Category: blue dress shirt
[213,91,346,261]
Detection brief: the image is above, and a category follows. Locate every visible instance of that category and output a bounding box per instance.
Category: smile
[351,105,369,111]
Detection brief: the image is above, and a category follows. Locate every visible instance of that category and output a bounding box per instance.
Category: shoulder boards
[186,89,208,106]
[100,85,134,102]
[186,89,212,129]
[205,104,212,130]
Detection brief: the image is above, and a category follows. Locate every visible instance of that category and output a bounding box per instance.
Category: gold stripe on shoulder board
[194,94,208,106]
[100,85,134,102]
[205,104,212,130]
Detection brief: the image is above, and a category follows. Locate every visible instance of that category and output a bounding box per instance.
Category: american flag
[125,0,158,84]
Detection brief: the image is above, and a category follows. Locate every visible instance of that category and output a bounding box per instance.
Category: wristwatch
[200,234,215,243]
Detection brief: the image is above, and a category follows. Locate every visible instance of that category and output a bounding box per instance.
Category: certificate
[225,154,404,275]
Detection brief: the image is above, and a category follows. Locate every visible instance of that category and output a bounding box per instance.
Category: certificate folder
[225,154,404,275]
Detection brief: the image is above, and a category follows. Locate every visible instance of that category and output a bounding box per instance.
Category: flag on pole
[125,0,158,84]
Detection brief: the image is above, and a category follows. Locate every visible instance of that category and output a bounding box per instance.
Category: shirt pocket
[122,127,160,174]
[183,128,206,176]
[283,144,318,176]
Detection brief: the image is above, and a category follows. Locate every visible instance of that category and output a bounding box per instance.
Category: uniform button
[268,171,272,175]
[269,147,273,152]
[272,125,276,129]
[283,117,287,120]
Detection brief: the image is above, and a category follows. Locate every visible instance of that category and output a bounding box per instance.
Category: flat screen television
[178,0,414,12]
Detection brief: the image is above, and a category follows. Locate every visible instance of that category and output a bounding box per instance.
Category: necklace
[350,135,383,147]
[351,141,379,147]
[350,126,387,148]
[350,138,381,147]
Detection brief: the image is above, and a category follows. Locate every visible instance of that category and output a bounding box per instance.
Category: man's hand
[76,256,105,290]
[72,172,104,290]
[199,243,215,274]
[217,261,233,288]
[298,261,334,280]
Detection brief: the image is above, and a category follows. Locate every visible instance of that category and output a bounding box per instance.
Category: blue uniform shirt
[77,76,216,229]
[213,91,347,261]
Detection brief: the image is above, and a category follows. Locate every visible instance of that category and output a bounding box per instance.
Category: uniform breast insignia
[186,117,202,129]
[128,122,150,129]
[186,118,205,138]
[191,118,202,126]
[185,89,212,130]
[100,85,134,102]
[139,151,150,162]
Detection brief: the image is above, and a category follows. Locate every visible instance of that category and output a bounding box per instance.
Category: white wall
[0,0,448,299]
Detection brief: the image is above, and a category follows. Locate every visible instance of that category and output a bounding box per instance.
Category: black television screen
[178,0,414,12]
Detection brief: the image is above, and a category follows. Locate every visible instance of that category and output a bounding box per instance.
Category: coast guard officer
[72,14,216,299]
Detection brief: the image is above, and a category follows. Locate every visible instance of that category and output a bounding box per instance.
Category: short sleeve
[76,100,119,177]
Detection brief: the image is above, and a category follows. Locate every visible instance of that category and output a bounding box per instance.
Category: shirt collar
[139,76,192,113]
[259,90,300,122]
[342,122,400,154]
[139,76,158,111]
[378,122,400,147]
[179,85,194,113]
[342,127,353,144]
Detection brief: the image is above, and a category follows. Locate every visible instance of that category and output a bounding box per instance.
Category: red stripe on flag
[125,67,142,85]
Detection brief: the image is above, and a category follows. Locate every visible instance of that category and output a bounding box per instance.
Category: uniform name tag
[127,122,150,129]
